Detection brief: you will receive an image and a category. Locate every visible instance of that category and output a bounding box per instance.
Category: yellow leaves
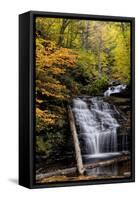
[36,84,66,100]
[35,39,75,101]
[35,38,78,132]
[41,89,66,100]
[36,38,78,73]
[52,48,78,68]
[52,67,65,75]
[111,26,130,83]
[36,99,43,104]
[45,82,66,91]
[36,108,58,125]
[36,81,67,100]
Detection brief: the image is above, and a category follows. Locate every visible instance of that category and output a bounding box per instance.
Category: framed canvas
[19,11,135,189]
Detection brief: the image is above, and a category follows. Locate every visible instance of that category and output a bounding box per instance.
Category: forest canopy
[35,17,131,163]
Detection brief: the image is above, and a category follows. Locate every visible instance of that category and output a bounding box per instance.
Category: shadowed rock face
[103,96,131,151]
[104,84,127,97]
[110,86,131,98]
[104,83,131,98]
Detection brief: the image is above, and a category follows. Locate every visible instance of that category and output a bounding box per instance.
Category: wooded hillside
[35,17,130,168]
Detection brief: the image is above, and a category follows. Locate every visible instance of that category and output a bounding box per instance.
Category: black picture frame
[19,11,135,189]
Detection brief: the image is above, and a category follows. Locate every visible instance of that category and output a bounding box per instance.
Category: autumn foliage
[35,17,130,163]
[35,36,79,159]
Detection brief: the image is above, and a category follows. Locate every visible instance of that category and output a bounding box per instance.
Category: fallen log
[85,154,130,169]
[36,167,77,181]
[36,154,130,181]
[68,105,85,175]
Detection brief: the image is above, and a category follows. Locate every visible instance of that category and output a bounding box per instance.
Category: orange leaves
[36,38,78,74]
[36,108,58,126]
[36,99,43,104]
[52,67,65,75]
[44,82,66,91]
[41,89,66,100]
[50,47,78,68]
[36,80,67,100]
[36,38,78,102]
[35,38,78,130]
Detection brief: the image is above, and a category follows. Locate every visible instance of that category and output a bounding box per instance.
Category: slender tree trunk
[68,106,85,175]
[58,19,70,46]
[98,42,102,77]
[85,21,90,50]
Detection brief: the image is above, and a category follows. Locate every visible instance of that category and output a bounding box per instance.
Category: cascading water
[104,84,126,96]
[72,97,121,175]
[71,83,129,176]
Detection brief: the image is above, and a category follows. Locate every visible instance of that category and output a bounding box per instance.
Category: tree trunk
[68,105,85,175]
[58,19,70,46]
[98,41,102,78]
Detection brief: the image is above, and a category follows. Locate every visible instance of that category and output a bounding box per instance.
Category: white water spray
[104,84,126,96]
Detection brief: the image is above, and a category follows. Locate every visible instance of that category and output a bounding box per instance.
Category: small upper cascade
[104,84,127,96]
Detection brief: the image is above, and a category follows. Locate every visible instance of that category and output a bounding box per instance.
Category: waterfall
[72,97,121,175]
[104,84,126,96]
[73,97,120,156]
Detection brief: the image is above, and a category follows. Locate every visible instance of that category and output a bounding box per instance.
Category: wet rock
[110,85,130,98]
[104,95,131,151]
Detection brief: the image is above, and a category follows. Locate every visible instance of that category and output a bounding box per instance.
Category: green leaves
[35,17,130,162]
